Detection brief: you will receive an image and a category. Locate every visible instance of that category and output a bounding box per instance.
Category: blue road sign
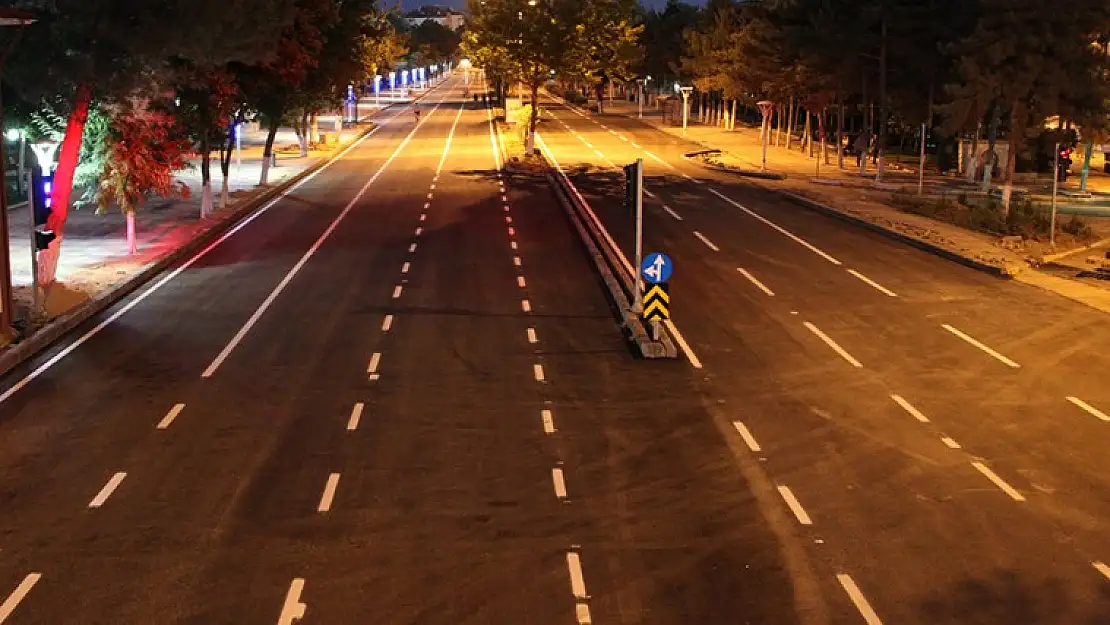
[641,252,673,284]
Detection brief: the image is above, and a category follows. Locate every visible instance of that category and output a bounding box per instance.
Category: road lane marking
[631,142,641,148]
[803,322,862,368]
[317,473,340,512]
[732,421,762,452]
[401,262,411,274]
[776,485,813,525]
[426,193,433,199]
[1094,561,1110,580]
[513,256,522,267]
[681,172,699,182]
[504,206,510,212]
[419,213,426,221]
[381,315,394,331]
[707,188,843,265]
[542,409,556,433]
[277,578,307,625]
[891,394,929,423]
[510,241,518,250]
[593,149,605,159]
[429,184,435,190]
[847,269,898,297]
[971,462,1025,501]
[533,364,545,381]
[347,403,364,430]
[522,299,532,312]
[0,573,41,623]
[643,150,666,165]
[89,472,127,508]
[941,324,1020,368]
[433,100,466,176]
[414,227,423,236]
[508,227,515,236]
[502,195,508,202]
[527,327,538,343]
[1067,396,1110,422]
[836,574,883,625]
[552,468,568,499]
[575,604,592,625]
[392,285,403,299]
[941,437,961,449]
[643,189,656,198]
[583,141,594,149]
[424,202,430,209]
[619,134,627,141]
[408,243,417,253]
[367,352,381,378]
[506,216,513,224]
[517,276,527,288]
[157,403,185,429]
[566,552,588,598]
[662,205,683,220]
[693,231,720,252]
[736,268,774,296]
[198,101,443,379]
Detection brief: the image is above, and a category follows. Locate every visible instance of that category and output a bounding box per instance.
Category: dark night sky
[399,0,706,11]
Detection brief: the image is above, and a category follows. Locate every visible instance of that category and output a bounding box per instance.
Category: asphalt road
[0,72,810,625]
[537,94,1110,624]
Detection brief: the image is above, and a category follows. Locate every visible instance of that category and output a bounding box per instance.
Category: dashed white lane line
[502,195,508,202]
[643,189,656,199]
[971,461,1026,501]
[157,403,185,429]
[940,324,1020,368]
[317,473,341,512]
[517,276,527,288]
[736,268,774,296]
[891,394,929,423]
[1067,396,1110,422]
[803,322,863,368]
[776,485,813,525]
[618,134,628,141]
[847,269,898,297]
[419,213,426,221]
[693,231,720,252]
[508,227,516,236]
[0,573,41,623]
[513,256,522,267]
[1093,561,1110,580]
[427,192,433,199]
[277,578,307,625]
[381,315,394,332]
[732,421,762,452]
[429,184,435,190]
[707,188,843,265]
[575,604,592,625]
[643,150,666,165]
[566,552,589,598]
[414,227,423,236]
[583,141,595,149]
[392,285,403,299]
[510,241,518,250]
[662,205,683,220]
[423,202,430,209]
[836,574,884,625]
[521,299,532,313]
[533,364,546,382]
[401,262,411,274]
[681,172,699,182]
[527,327,538,343]
[367,352,382,379]
[941,436,961,449]
[542,409,556,433]
[504,206,510,212]
[347,403,364,430]
[89,472,127,508]
[408,243,417,253]
[631,141,641,148]
[552,468,568,499]
[506,216,513,224]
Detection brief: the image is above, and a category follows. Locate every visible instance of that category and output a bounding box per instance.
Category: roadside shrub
[1061,215,1095,240]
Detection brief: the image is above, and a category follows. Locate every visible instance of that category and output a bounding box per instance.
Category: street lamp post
[1051,142,1060,248]
[677,86,693,136]
[757,100,774,172]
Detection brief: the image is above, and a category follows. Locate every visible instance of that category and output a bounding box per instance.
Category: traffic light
[622,161,639,209]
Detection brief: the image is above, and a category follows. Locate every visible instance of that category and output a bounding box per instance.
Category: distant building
[404,5,465,31]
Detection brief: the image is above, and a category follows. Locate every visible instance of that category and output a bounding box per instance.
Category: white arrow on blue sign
[641,252,673,284]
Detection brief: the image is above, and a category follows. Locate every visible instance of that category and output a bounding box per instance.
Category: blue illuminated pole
[28,139,58,314]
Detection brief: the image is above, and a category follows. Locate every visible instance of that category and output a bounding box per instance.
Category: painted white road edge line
[157,403,185,429]
[566,552,589,599]
[940,324,1020,368]
[890,394,929,423]
[736,268,775,296]
[732,421,762,452]
[846,269,898,297]
[971,461,1026,502]
[836,574,884,625]
[317,473,340,512]
[552,468,568,499]
[693,231,720,252]
[0,573,41,623]
[776,485,813,525]
[803,322,863,368]
[1067,396,1110,422]
[533,364,546,382]
[347,403,364,431]
[277,578,307,625]
[542,408,556,433]
[89,472,127,508]
[199,98,445,378]
[707,188,842,265]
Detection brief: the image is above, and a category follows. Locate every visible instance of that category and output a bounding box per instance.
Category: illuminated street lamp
[675,84,693,136]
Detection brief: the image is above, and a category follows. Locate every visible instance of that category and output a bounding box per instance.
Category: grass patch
[890,191,1095,243]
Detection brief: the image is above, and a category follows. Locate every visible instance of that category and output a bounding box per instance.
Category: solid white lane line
[517,276,527,288]
[367,352,382,377]
[732,421,762,452]
[941,324,1020,368]
[803,322,862,368]
[693,231,720,252]
[971,462,1025,501]
[542,409,556,433]
[408,243,417,253]
[199,101,443,379]
[708,188,843,265]
[0,573,41,623]
[89,472,127,508]
[510,241,518,250]
[527,327,538,343]
[891,394,929,423]
[0,102,420,405]
[157,403,185,429]
[566,552,588,599]
[552,468,568,499]
[837,574,884,625]
[847,269,898,297]
[533,364,545,382]
[1067,396,1110,422]
[347,403,364,430]
[277,578,307,625]
[1093,561,1110,580]
[392,285,403,299]
[401,262,411,274]
[513,256,522,267]
[941,437,961,449]
[736,268,774,296]
[521,299,532,312]
[776,485,813,525]
[662,205,683,220]
[434,100,466,175]
[381,314,393,331]
[317,473,341,512]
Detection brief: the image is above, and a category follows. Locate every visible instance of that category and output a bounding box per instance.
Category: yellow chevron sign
[642,284,670,321]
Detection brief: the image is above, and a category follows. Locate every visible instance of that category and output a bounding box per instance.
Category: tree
[564,0,642,113]
[408,20,462,66]
[638,1,702,91]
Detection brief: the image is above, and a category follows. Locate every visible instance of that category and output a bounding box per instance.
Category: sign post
[757,100,774,172]
[626,159,645,312]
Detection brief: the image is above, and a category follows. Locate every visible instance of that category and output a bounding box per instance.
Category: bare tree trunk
[981,106,1000,194]
[1001,101,1024,213]
[200,131,213,218]
[837,95,845,169]
[820,108,828,165]
[730,100,737,131]
[775,104,783,146]
[967,121,982,181]
[260,117,280,186]
[803,110,812,155]
[298,111,310,157]
[527,82,540,154]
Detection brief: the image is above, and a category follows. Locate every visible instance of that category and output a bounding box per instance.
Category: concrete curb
[0,121,383,381]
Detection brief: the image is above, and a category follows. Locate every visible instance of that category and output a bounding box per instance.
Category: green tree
[638,0,701,91]
[407,21,462,66]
